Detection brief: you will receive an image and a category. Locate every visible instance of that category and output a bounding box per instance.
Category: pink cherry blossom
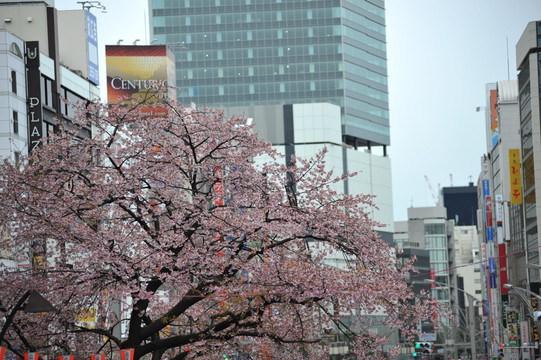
[0,99,443,360]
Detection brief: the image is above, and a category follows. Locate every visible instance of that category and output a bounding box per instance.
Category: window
[11,70,17,93]
[14,151,20,169]
[13,111,18,134]
[9,43,22,58]
[425,223,445,235]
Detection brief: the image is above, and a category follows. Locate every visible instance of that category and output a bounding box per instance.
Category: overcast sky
[55,0,541,222]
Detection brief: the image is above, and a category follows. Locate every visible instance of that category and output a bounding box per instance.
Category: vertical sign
[531,282,541,359]
[499,243,509,295]
[25,41,43,153]
[86,11,99,85]
[496,194,509,295]
[496,194,504,244]
[490,89,499,148]
[509,149,523,204]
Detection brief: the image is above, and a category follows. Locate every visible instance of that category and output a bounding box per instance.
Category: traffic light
[499,344,504,358]
[415,342,432,355]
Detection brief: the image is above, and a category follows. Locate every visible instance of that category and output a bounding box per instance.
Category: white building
[0,0,100,269]
[223,102,394,241]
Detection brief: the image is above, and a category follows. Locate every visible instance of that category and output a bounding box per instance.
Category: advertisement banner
[106,45,176,115]
[86,11,99,85]
[531,282,541,359]
[499,243,508,295]
[485,195,493,227]
[490,89,499,148]
[496,194,504,244]
[509,149,523,204]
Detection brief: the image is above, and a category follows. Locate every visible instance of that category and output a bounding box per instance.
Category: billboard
[86,11,99,85]
[490,89,498,148]
[106,45,176,115]
[509,149,522,204]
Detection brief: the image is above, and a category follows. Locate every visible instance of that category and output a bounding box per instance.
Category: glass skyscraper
[149,0,389,148]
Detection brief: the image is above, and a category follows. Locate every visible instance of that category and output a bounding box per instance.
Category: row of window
[425,235,447,248]
[342,6,384,33]
[344,43,387,70]
[152,0,384,22]
[180,43,342,62]
[180,65,341,81]
[342,25,386,52]
[185,82,344,97]
[425,223,446,235]
[154,0,340,9]
[344,114,389,137]
[345,79,388,103]
[10,68,85,124]
[161,25,342,44]
[344,96,388,119]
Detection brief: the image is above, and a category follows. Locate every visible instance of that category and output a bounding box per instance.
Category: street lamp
[424,279,478,360]
[504,284,541,360]
[77,1,107,12]
[503,283,541,315]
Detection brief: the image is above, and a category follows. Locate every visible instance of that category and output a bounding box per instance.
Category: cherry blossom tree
[0,99,440,360]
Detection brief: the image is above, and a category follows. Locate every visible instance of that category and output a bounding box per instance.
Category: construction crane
[424,175,440,206]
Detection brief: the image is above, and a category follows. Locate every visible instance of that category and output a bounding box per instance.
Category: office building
[149,0,389,151]
[441,183,478,226]
[476,79,521,359]
[394,207,457,356]
[222,102,394,238]
[516,21,541,281]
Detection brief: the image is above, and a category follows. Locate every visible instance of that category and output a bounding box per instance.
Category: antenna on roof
[506,36,510,81]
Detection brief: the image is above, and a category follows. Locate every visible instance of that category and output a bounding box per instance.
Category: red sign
[499,244,508,295]
[485,196,493,227]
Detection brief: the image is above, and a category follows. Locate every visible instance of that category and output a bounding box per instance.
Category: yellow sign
[509,149,522,204]
[77,308,96,323]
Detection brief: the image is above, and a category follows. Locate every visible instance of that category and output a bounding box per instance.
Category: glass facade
[424,222,450,303]
[150,0,389,146]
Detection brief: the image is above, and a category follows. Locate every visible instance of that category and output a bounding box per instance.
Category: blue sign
[490,273,497,288]
[482,179,490,197]
[486,227,493,242]
[86,11,99,85]
[489,258,495,273]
